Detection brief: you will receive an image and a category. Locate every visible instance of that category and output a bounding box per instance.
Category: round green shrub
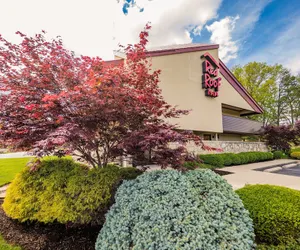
[236,185,300,245]
[237,153,250,164]
[220,153,234,166]
[96,170,255,250]
[246,152,256,163]
[183,161,214,170]
[3,157,142,225]
[182,161,200,170]
[291,152,300,159]
[273,151,284,159]
[199,154,224,168]
[231,154,242,165]
[257,243,300,250]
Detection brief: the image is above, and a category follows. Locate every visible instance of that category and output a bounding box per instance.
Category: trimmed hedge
[291,147,300,153]
[182,161,214,170]
[195,154,224,168]
[236,185,300,245]
[273,151,285,159]
[96,170,255,250]
[3,157,142,225]
[257,243,300,250]
[291,152,300,159]
[199,152,274,168]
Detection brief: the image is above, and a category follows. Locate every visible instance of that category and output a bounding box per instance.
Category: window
[203,134,212,141]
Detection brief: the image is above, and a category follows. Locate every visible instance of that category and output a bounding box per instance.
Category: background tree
[232,62,300,126]
[0,26,204,169]
[280,73,300,125]
[232,62,279,125]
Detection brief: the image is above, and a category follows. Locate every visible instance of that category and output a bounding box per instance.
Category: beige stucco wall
[150,49,255,133]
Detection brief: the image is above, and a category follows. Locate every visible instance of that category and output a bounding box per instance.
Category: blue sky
[191,0,300,71]
[1,0,300,73]
[122,0,300,73]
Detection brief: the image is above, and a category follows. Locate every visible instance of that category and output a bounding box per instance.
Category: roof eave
[219,60,264,114]
[146,44,219,57]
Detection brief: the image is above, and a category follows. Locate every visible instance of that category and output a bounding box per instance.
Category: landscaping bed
[0,234,21,250]
[0,200,99,250]
[0,157,143,250]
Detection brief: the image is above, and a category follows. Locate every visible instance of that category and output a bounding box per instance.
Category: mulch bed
[0,200,101,250]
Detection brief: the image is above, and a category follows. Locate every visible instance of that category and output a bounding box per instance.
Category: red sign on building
[202,52,221,98]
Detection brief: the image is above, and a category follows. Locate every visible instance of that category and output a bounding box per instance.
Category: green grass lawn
[0,158,32,187]
[0,235,21,250]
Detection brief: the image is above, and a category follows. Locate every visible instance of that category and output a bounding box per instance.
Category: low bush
[198,154,224,168]
[291,152,300,159]
[199,152,274,168]
[96,170,255,250]
[221,153,234,166]
[3,157,142,225]
[237,152,248,164]
[183,161,214,170]
[291,147,300,153]
[273,151,285,159]
[257,243,300,250]
[236,185,300,245]
[231,153,242,165]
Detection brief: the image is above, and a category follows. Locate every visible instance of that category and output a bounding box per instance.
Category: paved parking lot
[220,159,300,190]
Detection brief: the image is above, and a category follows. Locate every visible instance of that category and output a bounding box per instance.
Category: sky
[1,0,300,74]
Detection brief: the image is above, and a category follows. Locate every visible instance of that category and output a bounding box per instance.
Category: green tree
[232,62,280,125]
[275,67,290,126]
[281,73,300,125]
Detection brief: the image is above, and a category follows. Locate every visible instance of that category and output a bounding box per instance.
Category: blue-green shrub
[96,170,255,250]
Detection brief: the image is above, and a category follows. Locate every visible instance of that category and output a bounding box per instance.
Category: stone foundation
[184,141,268,154]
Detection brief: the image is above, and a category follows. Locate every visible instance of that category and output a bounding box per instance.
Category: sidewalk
[0,184,8,199]
[0,152,31,159]
[220,159,300,190]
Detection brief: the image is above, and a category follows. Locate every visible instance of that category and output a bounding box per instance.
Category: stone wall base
[185,141,268,154]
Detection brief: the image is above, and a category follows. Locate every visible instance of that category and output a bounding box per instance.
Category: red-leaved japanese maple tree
[0,25,206,169]
[262,121,300,152]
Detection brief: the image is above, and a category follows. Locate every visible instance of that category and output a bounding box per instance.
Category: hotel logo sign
[201,52,221,98]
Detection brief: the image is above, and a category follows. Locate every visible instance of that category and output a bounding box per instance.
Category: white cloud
[286,58,300,75]
[243,17,300,74]
[233,0,272,40]
[203,0,271,64]
[206,16,239,63]
[0,0,222,60]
